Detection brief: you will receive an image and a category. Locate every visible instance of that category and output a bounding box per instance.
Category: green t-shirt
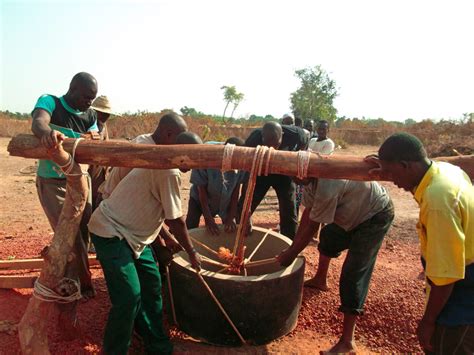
[33,95,98,178]
[37,124,82,178]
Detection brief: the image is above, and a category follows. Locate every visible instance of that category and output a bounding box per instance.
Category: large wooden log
[17,144,89,355]
[8,134,474,180]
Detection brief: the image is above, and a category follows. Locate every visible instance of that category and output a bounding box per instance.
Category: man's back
[89,167,182,258]
[245,124,308,151]
[99,133,155,199]
[303,179,389,232]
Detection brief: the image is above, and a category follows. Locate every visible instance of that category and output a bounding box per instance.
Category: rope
[19,165,37,175]
[221,143,235,172]
[53,138,88,177]
[245,229,272,262]
[296,150,311,180]
[165,266,178,326]
[195,271,247,345]
[263,147,274,176]
[33,278,82,303]
[232,145,272,261]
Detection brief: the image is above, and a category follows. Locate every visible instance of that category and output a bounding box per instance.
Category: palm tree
[221,85,237,120]
[230,92,244,119]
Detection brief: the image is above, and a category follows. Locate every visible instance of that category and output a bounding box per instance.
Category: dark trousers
[318,199,394,314]
[430,324,474,354]
[91,234,173,355]
[239,174,297,239]
[186,197,203,230]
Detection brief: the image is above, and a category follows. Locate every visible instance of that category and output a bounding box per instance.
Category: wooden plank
[0,256,99,271]
[0,275,37,289]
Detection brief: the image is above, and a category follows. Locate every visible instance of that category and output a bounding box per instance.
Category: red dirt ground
[0,139,425,354]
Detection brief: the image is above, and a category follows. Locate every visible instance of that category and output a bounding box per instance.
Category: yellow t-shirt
[414,161,474,286]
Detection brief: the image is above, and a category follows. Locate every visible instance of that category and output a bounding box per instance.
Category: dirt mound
[429,143,473,157]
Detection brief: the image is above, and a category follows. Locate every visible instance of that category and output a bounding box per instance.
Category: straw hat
[91,95,120,115]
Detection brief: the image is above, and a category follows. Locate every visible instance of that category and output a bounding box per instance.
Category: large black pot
[166,226,305,346]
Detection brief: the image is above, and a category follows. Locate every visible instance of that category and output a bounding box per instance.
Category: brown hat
[91,95,119,115]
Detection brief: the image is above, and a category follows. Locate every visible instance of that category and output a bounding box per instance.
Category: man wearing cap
[282,113,295,125]
[239,121,308,239]
[88,95,119,210]
[368,133,474,353]
[31,72,99,301]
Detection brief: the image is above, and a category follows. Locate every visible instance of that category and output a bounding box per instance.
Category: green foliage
[221,85,245,121]
[290,65,338,124]
[180,106,206,117]
[248,114,275,122]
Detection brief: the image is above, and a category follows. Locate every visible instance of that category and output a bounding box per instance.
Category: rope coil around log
[221,143,236,172]
[232,145,273,263]
[53,138,89,177]
[33,278,82,303]
[296,150,311,180]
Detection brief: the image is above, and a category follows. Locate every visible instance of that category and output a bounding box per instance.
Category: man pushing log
[87,113,202,354]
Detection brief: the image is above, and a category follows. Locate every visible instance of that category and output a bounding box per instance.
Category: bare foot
[304,277,329,291]
[320,339,357,354]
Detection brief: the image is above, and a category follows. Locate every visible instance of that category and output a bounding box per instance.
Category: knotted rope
[221,143,236,172]
[296,150,311,180]
[232,145,274,263]
[33,278,82,303]
[54,138,88,177]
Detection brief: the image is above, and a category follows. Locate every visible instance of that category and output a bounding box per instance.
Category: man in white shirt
[88,113,201,355]
[308,120,335,155]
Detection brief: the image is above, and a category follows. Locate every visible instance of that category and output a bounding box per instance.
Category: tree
[230,92,244,119]
[290,65,338,124]
[221,85,244,121]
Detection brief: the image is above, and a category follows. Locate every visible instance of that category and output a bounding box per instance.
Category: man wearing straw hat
[88,95,119,210]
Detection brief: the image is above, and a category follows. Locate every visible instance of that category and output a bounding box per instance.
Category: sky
[1,0,473,121]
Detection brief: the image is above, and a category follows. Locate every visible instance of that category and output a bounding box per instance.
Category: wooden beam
[0,275,37,289]
[18,143,89,354]
[8,134,474,180]
[0,256,99,271]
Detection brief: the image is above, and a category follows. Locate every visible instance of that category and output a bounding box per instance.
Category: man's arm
[296,128,309,151]
[417,281,455,351]
[277,207,320,266]
[223,183,240,233]
[32,109,65,149]
[157,226,183,253]
[166,216,201,270]
[197,185,220,235]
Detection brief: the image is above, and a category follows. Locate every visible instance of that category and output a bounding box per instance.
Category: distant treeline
[1,110,472,157]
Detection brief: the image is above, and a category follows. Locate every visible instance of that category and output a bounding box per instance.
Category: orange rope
[232,145,273,265]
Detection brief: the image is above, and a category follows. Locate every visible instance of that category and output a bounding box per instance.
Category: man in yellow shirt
[371,132,474,353]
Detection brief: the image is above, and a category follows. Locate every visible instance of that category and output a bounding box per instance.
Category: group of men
[31,72,473,354]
